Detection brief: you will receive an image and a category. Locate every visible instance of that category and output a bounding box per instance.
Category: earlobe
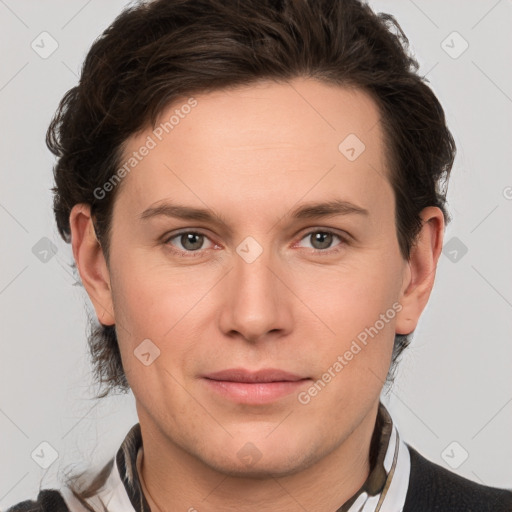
[69,204,116,326]
[395,206,445,335]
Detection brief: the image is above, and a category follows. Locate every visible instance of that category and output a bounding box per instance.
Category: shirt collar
[338,403,411,512]
[64,403,410,512]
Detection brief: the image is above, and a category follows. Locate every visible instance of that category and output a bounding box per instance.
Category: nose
[218,246,293,344]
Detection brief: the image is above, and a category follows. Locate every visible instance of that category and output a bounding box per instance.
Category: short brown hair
[47,0,455,398]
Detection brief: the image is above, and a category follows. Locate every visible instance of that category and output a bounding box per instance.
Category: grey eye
[309,232,333,250]
[179,232,205,251]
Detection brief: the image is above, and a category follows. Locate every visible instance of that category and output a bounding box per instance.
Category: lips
[202,368,311,404]
[203,368,306,383]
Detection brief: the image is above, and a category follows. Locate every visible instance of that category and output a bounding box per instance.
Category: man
[8,0,512,510]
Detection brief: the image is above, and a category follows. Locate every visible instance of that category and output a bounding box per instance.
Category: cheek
[293,254,403,339]
[297,269,398,417]
[110,248,211,333]
[108,254,211,381]
[289,250,403,398]
[109,264,206,410]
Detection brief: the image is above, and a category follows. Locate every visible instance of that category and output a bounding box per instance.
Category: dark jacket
[403,446,512,511]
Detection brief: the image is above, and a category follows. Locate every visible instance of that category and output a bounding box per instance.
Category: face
[80,78,417,477]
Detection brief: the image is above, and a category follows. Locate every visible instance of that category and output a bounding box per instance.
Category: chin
[207,458,307,480]
[197,441,319,480]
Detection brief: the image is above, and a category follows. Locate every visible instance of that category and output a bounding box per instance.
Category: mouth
[202,368,311,404]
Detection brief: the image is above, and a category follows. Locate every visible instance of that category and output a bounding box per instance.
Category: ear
[69,204,115,326]
[395,206,445,335]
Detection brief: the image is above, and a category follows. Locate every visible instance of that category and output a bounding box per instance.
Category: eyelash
[163,229,349,258]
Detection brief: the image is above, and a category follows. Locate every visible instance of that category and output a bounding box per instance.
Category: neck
[136,403,379,512]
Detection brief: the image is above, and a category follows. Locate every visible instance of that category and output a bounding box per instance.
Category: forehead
[116,78,390,218]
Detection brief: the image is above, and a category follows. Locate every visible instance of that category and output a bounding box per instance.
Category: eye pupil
[181,233,203,251]
[311,232,332,250]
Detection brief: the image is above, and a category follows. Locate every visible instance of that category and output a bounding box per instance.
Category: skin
[70,77,444,511]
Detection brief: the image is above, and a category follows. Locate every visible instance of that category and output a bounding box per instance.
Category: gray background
[1,0,511,508]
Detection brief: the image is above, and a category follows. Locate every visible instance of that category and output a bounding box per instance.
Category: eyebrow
[139,198,369,226]
[290,199,369,219]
